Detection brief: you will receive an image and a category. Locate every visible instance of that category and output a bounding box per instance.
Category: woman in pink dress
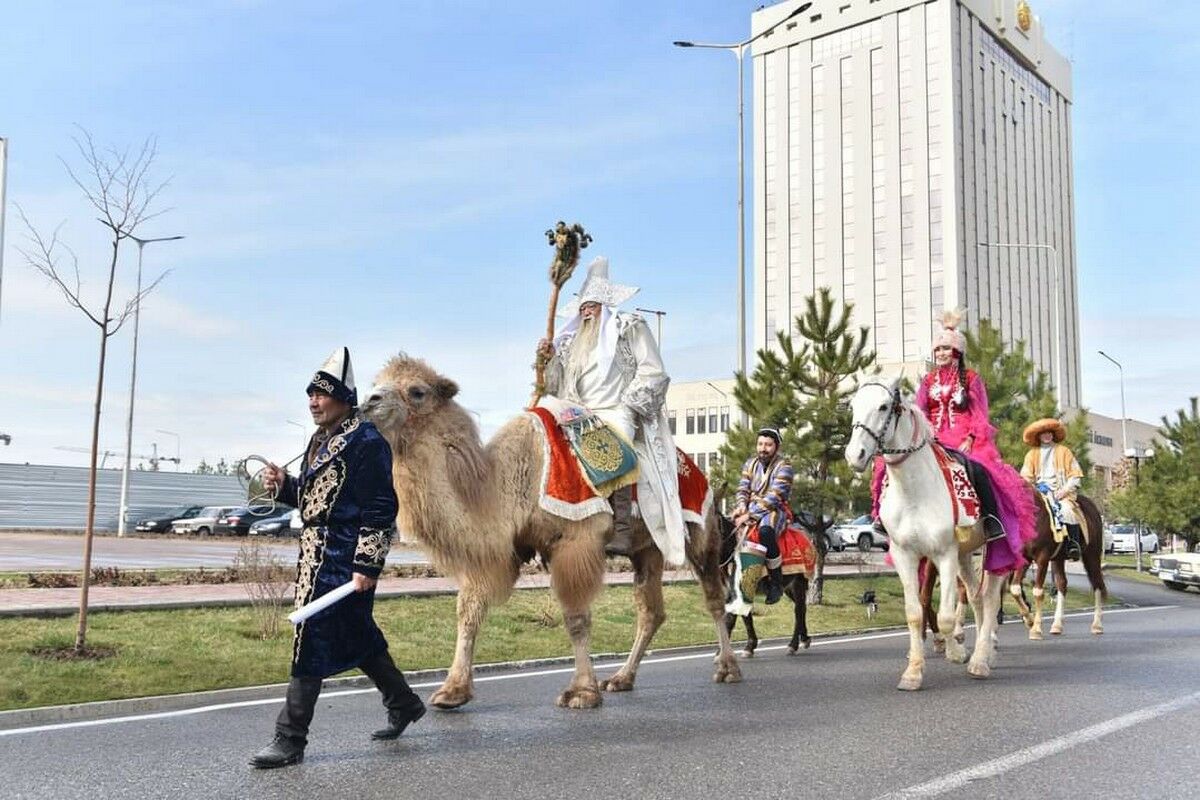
[871,311,1035,574]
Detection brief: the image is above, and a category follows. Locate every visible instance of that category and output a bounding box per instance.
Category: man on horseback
[1021,418,1085,560]
[733,428,795,605]
[536,257,686,561]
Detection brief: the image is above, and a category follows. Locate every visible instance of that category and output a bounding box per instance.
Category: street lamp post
[1125,446,1156,572]
[674,2,812,382]
[977,241,1062,406]
[635,307,666,345]
[1097,350,1128,459]
[116,234,184,537]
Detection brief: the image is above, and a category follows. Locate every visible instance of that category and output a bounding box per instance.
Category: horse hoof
[1091,624,1104,635]
[933,638,946,655]
[967,661,991,679]
[430,684,473,710]
[802,638,812,650]
[1029,629,1044,641]
[954,632,966,645]
[1050,624,1064,636]
[786,646,798,656]
[556,686,602,709]
[897,674,922,692]
[946,647,968,665]
[600,674,634,693]
[739,649,755,659]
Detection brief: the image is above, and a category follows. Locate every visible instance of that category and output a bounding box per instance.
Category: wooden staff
[530,221,592,408]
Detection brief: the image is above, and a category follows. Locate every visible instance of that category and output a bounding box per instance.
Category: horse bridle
[852,381,929,460]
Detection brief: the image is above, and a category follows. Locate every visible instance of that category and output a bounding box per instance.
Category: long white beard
[564,316,600,402]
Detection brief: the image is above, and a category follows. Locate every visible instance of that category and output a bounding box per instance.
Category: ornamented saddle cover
[556,407,639,497]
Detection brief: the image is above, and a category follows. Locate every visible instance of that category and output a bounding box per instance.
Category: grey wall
[0,463,244,531]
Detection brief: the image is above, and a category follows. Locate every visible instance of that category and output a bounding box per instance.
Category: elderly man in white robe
[536,257,687,564]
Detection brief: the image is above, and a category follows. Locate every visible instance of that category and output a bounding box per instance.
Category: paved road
[0,532,429,570]
[2,575,1197,799]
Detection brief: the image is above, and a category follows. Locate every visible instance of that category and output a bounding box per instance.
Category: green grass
[1102,553,1170,586]
[0,577,1104,711]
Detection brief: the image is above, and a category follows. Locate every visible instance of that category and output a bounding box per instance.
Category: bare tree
[18,130,169,653]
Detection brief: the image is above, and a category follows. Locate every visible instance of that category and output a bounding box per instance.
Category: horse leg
[920,560,944,654]
[688,524,742,684]
[550,533,605,708]
[742,614,759,657]
[602,544,665,692]
[1029,559,1049,640]
[431,568,510,709]
[957,551,988,662]
[1049,557,1069,635]
[935,552,967,664]
[786,575,811,654]
[968,570,1002,679]
[890,547,926,691]
[953,577,969,645]
[1010,564,1033,627]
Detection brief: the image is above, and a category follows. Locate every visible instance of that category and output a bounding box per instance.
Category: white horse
[844,378,1002,691]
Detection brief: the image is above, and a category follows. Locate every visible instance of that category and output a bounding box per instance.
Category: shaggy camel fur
[361,354,741,710]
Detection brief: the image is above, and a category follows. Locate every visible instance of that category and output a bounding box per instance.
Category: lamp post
[1097,350,1128,459]
[977,241,1062,406]
[116,234,184,537]
[674,2,812,382]
[1125,445,1156,572]
[635,307,666,346]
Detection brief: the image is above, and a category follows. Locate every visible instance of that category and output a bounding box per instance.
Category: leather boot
[249,735,305,769]
[982,515,1007,542]
[764,566,785,605]
[371,704,426,741]
[1065,524,1083,561]
[360,650,426,741]
[605,485,635,557]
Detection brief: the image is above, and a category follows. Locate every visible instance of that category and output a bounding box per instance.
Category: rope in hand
[236,451,305,517]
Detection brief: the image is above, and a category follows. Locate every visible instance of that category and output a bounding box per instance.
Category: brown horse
[718,515,812,656]
[921,487,1107,644]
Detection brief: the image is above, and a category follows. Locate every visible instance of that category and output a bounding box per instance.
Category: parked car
[248,508,299,537]
[216,505,284,536]
[134,505,204,533]
[834,514,889,553]
[172,505,239,536]
[1150,552,1200,592]
[790,510,836,552]
[1106,523,1159,554]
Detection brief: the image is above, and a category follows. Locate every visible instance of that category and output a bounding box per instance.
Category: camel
[360,354,741,710]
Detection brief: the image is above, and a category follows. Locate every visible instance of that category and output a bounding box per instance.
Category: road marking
[0,604,1176,738]
[874,689,1200,799]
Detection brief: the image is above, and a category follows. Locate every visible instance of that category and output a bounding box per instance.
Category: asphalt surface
[1,575,1198,800]
[0,531,428,570]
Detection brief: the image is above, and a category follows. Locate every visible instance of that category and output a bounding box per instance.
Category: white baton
[287,581,357,625]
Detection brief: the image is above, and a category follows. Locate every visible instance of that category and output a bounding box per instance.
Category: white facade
[1084,411,1162,491]
[751,0,1080,405]
[664,379,737,474]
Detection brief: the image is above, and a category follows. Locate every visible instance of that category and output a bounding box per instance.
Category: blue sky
[1,0,1196,470]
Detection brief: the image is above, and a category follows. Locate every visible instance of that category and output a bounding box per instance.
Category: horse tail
[1078,495,1108,603]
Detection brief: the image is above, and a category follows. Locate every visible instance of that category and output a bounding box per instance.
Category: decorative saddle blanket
[528,407,710,525]
[555,406,639,496]
[725,522,817,616]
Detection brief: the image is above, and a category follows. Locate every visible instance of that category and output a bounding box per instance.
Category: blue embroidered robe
[276,412,397,679]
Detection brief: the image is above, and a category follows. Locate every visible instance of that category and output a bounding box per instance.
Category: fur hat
[307,347,357,406]
[932,308,967,354]
[1023,417,1066,447]
[559,256,640,317]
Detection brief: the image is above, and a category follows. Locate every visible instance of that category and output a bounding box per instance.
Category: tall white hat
[307,347,357,405]
[559,257,640,318]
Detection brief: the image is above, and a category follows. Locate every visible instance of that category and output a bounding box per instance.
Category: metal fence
[0,463,244,531]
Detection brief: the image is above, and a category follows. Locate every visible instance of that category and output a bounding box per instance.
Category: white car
[835,514,889,553]
[1106,523,1159,555]
[171,505,239,536]
[1150,552,1200,592]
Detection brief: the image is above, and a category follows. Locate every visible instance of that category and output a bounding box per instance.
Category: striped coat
[736,455,794,531]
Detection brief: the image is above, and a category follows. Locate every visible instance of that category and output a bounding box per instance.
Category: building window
[697,412,707,435]
[686,408,695,435]
[720,406,731,432]
[708,406,718,433]
[697,452,707,472]
[667,409,677,436]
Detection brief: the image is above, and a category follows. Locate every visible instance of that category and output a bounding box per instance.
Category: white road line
[874,689,1200,799]
[0,604,1176,738]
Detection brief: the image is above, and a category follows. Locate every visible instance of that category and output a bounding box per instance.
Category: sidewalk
[0,563,891,616]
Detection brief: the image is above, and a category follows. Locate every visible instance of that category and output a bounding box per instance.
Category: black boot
[371,704,426,740]
[605,485,635,557]
[982,515,1007,542]
[1065,524,1083,561]
[765,566,784,605]
[249,735,305,769]
[361,650,426,741]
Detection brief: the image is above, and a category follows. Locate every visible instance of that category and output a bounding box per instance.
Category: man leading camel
[537,257,686,562]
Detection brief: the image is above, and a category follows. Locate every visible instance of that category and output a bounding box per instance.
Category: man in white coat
[537,257,687,564]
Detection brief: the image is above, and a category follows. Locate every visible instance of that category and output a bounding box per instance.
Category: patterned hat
[932,308,967,354]
[306,347,357,406]
[757,427,782,445]
[559,256,640,317]
[1023,417,1066,447]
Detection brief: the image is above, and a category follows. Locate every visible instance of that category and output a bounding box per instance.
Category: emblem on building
[1016,0,1033,33]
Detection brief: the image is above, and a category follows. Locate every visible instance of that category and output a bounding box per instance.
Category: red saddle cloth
[746,523,817,577]
[528,407,712,523]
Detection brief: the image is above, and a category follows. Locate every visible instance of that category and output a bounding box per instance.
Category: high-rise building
[751,0,1079,405]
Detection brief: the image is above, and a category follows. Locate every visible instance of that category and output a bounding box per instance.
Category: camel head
[361,354,460,444]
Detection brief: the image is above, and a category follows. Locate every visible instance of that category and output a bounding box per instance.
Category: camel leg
[689,523,741,684]
[551,533,606,709]
[968,571,1001,679]
[431,572,502,709]
[934,552,967,665]
[1029,560,1049,640]
[890,547,926,691]
[601,546,665,692]
[786,576,811,654]
[1049,559,1068,635]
